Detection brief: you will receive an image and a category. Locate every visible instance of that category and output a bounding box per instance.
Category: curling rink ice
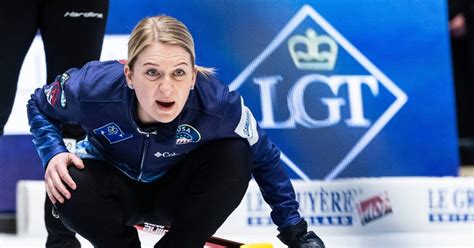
[0,231,473,248]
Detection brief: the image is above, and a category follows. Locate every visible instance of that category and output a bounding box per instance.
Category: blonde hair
[127,15,214,76]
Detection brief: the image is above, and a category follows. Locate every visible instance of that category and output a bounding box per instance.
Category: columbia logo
[64,11,104,19]
[154,151,179,158]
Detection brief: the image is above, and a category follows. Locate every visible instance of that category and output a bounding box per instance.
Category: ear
[191,66,198,88]
[124,65,134,85]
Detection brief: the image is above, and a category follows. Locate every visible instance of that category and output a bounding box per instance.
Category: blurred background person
[0,1,109,247]
[448,0,474,165]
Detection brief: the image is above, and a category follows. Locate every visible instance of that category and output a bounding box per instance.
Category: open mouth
[156,100,175,110]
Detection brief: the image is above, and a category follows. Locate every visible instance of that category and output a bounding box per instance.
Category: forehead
[137,42,191,64]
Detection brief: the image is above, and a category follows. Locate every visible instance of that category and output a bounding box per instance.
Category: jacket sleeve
[27,64,88,168]
[219,89,302,230]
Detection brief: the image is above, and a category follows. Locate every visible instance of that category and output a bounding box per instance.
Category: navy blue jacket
[27,60,301,230]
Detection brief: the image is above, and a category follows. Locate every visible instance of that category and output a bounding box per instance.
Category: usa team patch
[93,123,133,144]
[176,124,201,145]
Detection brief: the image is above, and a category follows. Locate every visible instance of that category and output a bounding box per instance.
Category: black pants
[0,0,108,135]
[56,139,253,248]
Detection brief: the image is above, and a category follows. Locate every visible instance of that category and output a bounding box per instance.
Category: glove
[277,220,325,248]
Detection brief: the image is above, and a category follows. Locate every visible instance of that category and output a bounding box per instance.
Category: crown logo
[288,28,338,70]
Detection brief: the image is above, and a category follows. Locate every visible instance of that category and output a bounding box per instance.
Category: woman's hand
[45,152,84,204]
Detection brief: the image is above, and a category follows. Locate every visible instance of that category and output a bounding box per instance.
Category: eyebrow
[174,62,189,67]
[143,62,159,67]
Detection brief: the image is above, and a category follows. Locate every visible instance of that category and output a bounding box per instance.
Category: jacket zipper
[137,128,157,181]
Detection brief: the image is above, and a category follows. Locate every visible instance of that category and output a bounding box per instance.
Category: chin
[155,114,177,123]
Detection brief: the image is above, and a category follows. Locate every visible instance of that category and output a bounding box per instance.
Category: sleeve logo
[44,82,61,106]
[234,97,259,146]
[44,72,70,108]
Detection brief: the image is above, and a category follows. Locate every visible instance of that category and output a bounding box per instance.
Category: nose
[159,77,173,96]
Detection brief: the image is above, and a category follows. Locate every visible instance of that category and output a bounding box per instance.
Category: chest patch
[93,122,133,144]
[176,124,201,145]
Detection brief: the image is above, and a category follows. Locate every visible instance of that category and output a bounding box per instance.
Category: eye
[146,69,159,77]
[173,69,185,77]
